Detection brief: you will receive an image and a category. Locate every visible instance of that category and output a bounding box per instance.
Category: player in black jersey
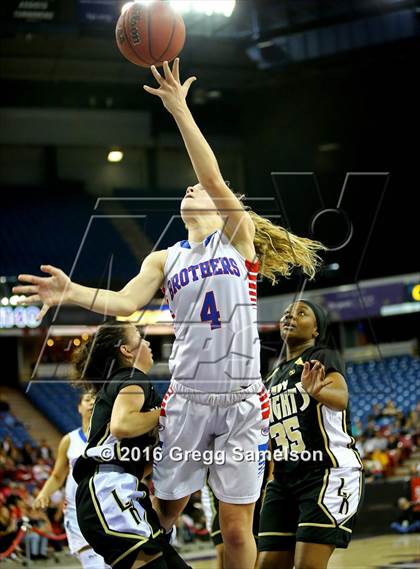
[258,301,364,569]
[71,323,191,569]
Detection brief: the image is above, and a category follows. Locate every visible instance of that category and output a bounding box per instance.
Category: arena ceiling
[1,0,419,103]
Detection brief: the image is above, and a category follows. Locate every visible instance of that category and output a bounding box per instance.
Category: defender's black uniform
[258,346,364,551]
[73,368,189,569]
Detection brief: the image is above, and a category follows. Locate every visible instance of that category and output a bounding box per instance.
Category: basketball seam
[123,6,153,67]
[146,6,159,65]
[156,16,177,63]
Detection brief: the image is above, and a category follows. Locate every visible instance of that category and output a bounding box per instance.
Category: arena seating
[26,356,419,433]
[26,377,171,434]
[1,192,139,286]
[0,411,36,448]
[26,381,81,434]
[346,355,420,423]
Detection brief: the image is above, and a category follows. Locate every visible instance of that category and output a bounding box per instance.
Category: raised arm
[144,59,255,252]
[301,360,349,411]
[13,249,167,321]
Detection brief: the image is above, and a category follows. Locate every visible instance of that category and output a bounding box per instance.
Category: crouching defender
[72,323,192,569]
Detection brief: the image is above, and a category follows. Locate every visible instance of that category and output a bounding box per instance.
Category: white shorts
[64,507,89,554]
[153,380,270,504]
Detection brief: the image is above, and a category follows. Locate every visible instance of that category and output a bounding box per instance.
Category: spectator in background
[383,399,401,418]
[363,454,384,482]
[390,497,420,534]
[20,442,36,467]
[37,440,53,462]
[0,397,10,412]
[363,430,388,454]
[406,409,420,446]
[352,419,363,438]
[355,434,366,459]
[21,498,52,561]
[32,458,51,483]
[2,436,18,461]
[363,420,377,439]
[386,434,399,451]
[369,403,383,421]
[0,503,19,556]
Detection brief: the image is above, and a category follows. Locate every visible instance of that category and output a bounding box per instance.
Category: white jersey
[65,428,87,512]
[162,229,261,393]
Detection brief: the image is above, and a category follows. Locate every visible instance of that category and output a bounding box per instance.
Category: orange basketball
[115,1,186,68]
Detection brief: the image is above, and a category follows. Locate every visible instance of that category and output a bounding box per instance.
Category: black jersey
[73,367,162,484]
[266,346,362,476]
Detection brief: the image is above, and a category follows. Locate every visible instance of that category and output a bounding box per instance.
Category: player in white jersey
[15,60,324,569]
[34,392,109,569]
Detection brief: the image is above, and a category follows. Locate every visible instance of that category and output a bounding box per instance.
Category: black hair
[300,300,329,344]
[72,323,130,392]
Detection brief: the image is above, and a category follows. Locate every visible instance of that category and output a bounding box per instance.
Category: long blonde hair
[239,196,326,284]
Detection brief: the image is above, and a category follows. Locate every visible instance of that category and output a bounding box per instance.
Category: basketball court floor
[4,534,418,568]
[192,535,420,569]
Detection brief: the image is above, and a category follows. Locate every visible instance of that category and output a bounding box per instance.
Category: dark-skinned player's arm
[13,249,166,322]
[301,360,348,411]
[144,59,255,253]
[110,385,160,440]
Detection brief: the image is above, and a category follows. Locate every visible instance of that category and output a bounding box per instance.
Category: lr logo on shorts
[338,478,350,515]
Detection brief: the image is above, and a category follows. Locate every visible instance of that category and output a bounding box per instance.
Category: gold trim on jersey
[342,410,364,470]
[264,367,279,386]
[258,531,296,537]
[112,541,159,567]
[298,468,336,530]
[209,487,218,523]
[88,466,161,556]
[83,423,110,459]
[337,471,364,533]
[298,468,361,533]
[318,468,336,524]
[316,403,338,468]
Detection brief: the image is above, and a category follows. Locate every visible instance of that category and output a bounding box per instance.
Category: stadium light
[121,1,236,17]
[107,150,124,163]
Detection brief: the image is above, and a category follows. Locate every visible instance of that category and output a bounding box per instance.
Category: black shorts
[76,465,164,569]
[258,466,364,551]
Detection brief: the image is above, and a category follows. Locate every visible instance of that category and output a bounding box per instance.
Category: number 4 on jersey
[200,291,221,330]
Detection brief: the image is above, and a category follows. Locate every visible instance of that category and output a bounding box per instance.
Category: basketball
[115,1,186,68]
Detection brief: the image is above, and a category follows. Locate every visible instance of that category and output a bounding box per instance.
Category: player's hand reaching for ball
[143,58,196,114]
[13,265,71,321]
[301,360,333,398]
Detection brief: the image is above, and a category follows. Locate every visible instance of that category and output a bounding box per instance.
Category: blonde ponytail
[239,195,326,284]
